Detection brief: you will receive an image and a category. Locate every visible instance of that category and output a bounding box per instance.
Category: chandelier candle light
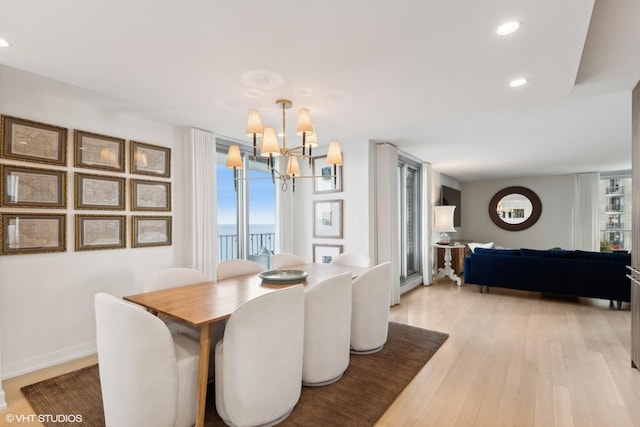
[226,99,343,192]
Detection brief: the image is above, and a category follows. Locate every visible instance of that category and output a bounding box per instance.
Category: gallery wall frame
[313,199,343,239]
[131,179,171,211]
[74,172,126,210]
[131,215,172,248]
[1,165,66,208]
[312,154,343,193]
[74,130,125,172]
[312,243,344,264]
[75,214,126,251]
[1,115,68,166]
[130,141,171,178]
[1,212,66,255]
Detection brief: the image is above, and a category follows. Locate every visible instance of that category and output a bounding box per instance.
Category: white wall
[431,171,462,243]
[0,71,184,378]
[292,139,372,263]
[461,175,576,249]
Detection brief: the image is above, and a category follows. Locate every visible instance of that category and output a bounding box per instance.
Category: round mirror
[488,186,542,231]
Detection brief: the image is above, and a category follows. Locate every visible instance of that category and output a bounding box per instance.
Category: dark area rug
[21,322,448,427]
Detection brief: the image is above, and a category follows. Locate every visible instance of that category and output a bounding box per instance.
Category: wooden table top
[124,263,366,327]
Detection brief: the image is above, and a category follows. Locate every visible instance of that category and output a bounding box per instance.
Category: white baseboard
[2,341,97,380]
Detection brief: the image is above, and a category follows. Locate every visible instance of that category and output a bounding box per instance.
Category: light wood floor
[2,280,639,427]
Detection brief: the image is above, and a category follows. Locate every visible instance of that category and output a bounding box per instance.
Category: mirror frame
[488,186,542,231]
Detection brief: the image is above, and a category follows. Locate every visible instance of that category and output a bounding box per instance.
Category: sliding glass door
[216,141,276,266]
[398,158,422,288]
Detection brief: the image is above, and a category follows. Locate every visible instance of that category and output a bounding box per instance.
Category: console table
[434,243,467,285]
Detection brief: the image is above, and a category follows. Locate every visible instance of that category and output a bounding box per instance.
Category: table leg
[434,247,462,286]
[195,323,211,427]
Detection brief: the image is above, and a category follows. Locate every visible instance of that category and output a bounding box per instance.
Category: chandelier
[226,99,342,192]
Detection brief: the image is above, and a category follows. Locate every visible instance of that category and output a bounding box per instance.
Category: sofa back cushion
[520,248,576,258]
[474,248,520,256]
[575,250,631,263]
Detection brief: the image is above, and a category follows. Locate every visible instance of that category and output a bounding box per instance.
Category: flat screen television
[440,185,461,227]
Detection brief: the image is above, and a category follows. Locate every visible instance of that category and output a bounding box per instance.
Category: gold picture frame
[1,115,68,166]
[131,179,171,211]
[312,243,344,264]
[130,141,171,177]
[74,172,125,210]
[74,129,125,172]
[313,199,343,239]
[132,216,172,248]
[1,213,66,255]
[75,214,126,251]
[1,165,66,208]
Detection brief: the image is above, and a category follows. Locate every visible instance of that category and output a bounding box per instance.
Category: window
[216,141,276,266]
[398,158,422,287]
[599,172,632,251]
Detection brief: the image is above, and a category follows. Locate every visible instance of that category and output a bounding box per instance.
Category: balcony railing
[218,232,276,262]
[605,185,624,195]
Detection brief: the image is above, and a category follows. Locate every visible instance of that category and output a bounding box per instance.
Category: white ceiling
[0,0,638,182]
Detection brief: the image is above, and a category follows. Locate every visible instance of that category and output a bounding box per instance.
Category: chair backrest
[350,262,392,352]
[270,253,305,269]
[218,285,305,426]
[143,267,209,292]
[303,272,352,385]
[95,293,177,427]
[331,252,371,268]
[216,259,264,280]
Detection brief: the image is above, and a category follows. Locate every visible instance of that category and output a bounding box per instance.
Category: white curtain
[421,163,433,285]
[574,172,600,251]
[375,143,401,306]
[183,128,218,280]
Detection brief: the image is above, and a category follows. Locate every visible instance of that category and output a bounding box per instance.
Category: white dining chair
[215,285,305,427]
[216,259,264,280]
[270,253,305,269]
[95,293,199,427]
[302,272,352,386]
[350,262,392,354]
[331,252,371,268]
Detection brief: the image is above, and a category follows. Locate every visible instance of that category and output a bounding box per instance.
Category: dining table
[124,262,367,427]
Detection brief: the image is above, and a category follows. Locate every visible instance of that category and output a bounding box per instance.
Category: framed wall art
[312,154,343,193]
[131,179,171,211]
[1,213,66,255]
[74,172,125,210]
[75,214,126,251]
[1,165,66,208]
[130,141,171,178]
[131,216,172,247]
[313,243,344,264]
[74,130,125,172]
[1,115,67,166]
[313,199,343,239]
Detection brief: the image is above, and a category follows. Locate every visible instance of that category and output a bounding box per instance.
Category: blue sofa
[463,247,631,306]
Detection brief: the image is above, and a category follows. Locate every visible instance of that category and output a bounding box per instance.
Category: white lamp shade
[433,206,456,232]
[304,125,318,148]
[226,145,243,168]
[326,141,343,165]
[296,108,314,136]
[246,110,264,136]
[260,126,281,157]
[286,156,301,177]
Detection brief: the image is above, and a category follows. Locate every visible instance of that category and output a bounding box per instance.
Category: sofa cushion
[575,250,631,263]
[468,242,494,253]
[474,247,520,256]
[520,248,575,258]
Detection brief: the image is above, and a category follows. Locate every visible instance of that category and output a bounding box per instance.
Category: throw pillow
[468,242,494,253]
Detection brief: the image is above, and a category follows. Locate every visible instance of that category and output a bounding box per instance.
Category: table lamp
[434,205,456,244]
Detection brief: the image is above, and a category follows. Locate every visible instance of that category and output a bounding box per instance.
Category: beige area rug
[21,322,448,427]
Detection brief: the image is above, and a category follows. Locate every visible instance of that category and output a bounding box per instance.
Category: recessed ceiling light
[496,21,520,35]
[509,78,528,87]
[0,38,10,47]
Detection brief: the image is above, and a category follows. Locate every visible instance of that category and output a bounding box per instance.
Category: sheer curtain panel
[574,172,600,251]
[184,128,218,280]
